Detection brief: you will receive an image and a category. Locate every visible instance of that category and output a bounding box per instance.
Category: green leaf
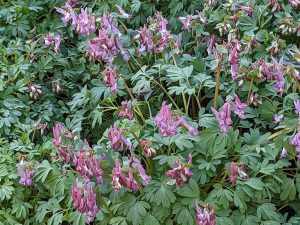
[244,178,264,190]
[280,178,296,201]
[127,201,150,225]
[34,160,53,183]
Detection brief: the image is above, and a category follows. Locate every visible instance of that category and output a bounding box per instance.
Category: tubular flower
[229,162,249,184]
[166,154,193,187]
[73,149,104,184]
[155,11,168,34]
[211,102,232,133]
[75,8,96,36]
[274,114,283,123]
[207,35,217,55]
[178,15,193,30]
[44,34,61,53]
[259,58,285,96]
[290,131,300,153]
[17,160,35,186]
[232,94,247,119]
[280,148,288,159]
[28,83,42,100]
[228,39,241,80]
[52,124,75,163]
[140,140,156,157]
[108,124,133,151]
[237,6,253,16]
[71,179,99,223]
[289,0,300,7]
[103,67,117,94]
[133,158,151,186]
[269,0,281,11]
[55,3,77,26]
[154,101,198,137]
[136,25,154,55]
[119,101,134,120]
[115,5,133,19]
[294,100,300,116]
[111,160,140,192]
[86,13,130,63]
[196,203,216,225]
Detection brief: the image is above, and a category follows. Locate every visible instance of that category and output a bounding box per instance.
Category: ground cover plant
[1,0,300,224]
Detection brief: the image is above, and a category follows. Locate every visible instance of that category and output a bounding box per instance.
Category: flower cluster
[228,39,241,80]
[28,83,42,100]
[86,13,129,64]
[17,160,35,187]
[229,162,249,184]
[119,101,134,120]
[108,124,134,151]
[73,147,104,184]
[52,124,76,163]
[140,140,156,157]
[154,101,199,137]
[290,131,300,157]
[71,179,99,223]
[56,3,95,36]
[259,58,285,96]
[166,154,193,187]
[195,203,216,225]
[43,34,61,53]
[111,157,150,192]
[211,102,232,133]
[232,94,247,119]
[103,67,117,94]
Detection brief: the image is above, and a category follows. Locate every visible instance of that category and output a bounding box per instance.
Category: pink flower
[103,67,117,94]
[237,6,253,16]
[229,162,248,184]
[269,0,281,12]
[140,140,156,157]
[288,0,300,7]
[156,31,171,53]
[119,101,134,120]
[137,25,154,54]
[73,148,104,184]
[71,179,99,223]
[294,100,300,115]
[178,15,193,30]
[259,58,285,96]
[55,3,77,26]
[280,148,288,159]
[154,101,198,137]
[207,35,217,55]
[44,34,61,53]
[111,159,140,192]
[155,11,168,34]
[133,158,151,186]
[290,131,300,153]
[166,154,193,187]
[17,160,35,186]
[211,102,232,133]
[232,94,247,119]
[228,39,241,80]
[108,124,133,151]
[196,203,216,225]
[75,8,96,36]
[28,83,42,100]
[115,5,133,19]
[274,114,283,123]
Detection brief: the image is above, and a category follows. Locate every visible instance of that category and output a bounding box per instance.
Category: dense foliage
[1,0,300,224]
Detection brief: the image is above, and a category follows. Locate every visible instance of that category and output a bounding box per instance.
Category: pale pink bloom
[71,179,99,223]
[115,5,133,19]
[211,102,232,133]
[232,94,247,119]
[166,154,193,187]
[178,15,193,30]
[119,101,134,120]
[196,203,216,225]
[280,148,288,159]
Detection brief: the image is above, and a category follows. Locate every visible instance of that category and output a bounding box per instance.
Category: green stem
[214,53,223,109]
[247,76,255,104]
